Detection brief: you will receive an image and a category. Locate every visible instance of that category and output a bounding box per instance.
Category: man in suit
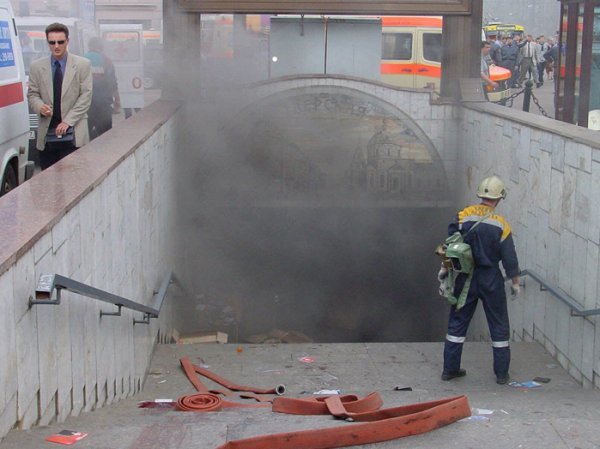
[27,22,92,170]
[516,34,540,88]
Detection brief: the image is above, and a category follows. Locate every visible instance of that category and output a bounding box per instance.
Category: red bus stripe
[381,63,441,78]
[382,16,442,28]
[0,82,25,108]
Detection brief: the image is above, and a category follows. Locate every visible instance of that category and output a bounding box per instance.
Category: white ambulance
[0,0,32,196]
[100,23,145,114]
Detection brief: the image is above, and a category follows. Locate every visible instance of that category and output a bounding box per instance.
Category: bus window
[382,32,412,60]
[422,33,442,62]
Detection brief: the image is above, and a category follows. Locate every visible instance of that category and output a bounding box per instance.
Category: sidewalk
[510,78,556,118]
[1,341,598,449]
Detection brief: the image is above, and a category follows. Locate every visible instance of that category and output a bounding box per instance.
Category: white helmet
[477,175,507,200]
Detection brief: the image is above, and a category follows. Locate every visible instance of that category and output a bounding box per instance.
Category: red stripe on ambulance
[0,82,24,108]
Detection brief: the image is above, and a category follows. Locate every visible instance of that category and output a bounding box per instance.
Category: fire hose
[216,395,471,449]
[176,357,471,449]
[177,357,285,411]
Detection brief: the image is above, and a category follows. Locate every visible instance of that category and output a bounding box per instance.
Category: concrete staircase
[1,342,598,449]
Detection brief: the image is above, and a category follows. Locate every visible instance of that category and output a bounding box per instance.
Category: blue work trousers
[443,267,510,378]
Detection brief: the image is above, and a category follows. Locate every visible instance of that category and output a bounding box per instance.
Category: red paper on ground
[45,430,88,445]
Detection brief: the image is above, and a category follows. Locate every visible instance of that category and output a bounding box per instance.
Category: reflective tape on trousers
[446,334,466,343]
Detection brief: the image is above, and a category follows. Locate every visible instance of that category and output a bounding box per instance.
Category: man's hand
[55,121,70,136]
[40,104,53,117]
[510,283,520,298]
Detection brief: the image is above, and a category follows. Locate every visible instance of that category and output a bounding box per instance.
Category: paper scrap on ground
[313,389,341,395]
[509,380,541,388]
[46,430,88,445]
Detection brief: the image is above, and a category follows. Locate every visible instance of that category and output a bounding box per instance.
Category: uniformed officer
[440,176,520,384]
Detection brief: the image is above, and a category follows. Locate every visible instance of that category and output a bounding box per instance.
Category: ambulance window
[382,33,412,60]
[423,33,442,62]
[102,31,141,62]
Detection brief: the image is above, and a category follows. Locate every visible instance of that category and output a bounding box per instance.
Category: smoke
[169,14,451,343]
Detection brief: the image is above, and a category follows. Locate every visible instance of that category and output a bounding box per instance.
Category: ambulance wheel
[0,164,17,197]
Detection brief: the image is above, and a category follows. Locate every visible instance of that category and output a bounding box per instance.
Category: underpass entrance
[175,83,455,343]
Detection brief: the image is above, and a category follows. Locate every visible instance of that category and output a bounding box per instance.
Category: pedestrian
[438,176,520,385]
[84,37,119,140]
[517,34,540,88]
[536,35,549,85]
[487,35,502,66]
[27,22,92,170]
[544,39,558,81]
[480,41,498,100]
[499,36,519,87]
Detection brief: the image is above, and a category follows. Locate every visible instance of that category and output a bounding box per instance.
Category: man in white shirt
[517,34,540,88]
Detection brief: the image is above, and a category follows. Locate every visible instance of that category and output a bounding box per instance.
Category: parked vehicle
[483,22,525,41]
[0,0,33,196]
[382,15,512,101]
[100,23,145,114]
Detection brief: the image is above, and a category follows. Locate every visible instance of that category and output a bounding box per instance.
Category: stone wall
[0,101,180,438]
[459,102,600,389]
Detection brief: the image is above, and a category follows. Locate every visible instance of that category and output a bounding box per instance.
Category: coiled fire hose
[176,357,284,411]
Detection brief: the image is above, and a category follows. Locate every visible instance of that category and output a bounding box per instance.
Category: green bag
[439,213,491,309]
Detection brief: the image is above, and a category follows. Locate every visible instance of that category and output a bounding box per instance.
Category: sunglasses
[47,40,66,45]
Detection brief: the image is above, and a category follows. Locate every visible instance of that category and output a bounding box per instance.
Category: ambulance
[0,0,32,196]
[100,23,145,113]
[381,16,512,102]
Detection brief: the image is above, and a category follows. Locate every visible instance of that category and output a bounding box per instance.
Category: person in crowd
[481,41,498,99]
[536,35,549,86]
[27,22,92,170]
[84,37,119,140]
[517,34,540,88]
[499,36,519,88]
[438,176,520,385]
[544,41,560,82]
[487,35,502,66]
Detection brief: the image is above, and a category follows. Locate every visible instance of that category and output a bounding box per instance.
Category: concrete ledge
[0,100,181,275]
[463,101,600,150]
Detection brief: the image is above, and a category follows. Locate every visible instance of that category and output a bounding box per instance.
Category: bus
[483,22,525,41]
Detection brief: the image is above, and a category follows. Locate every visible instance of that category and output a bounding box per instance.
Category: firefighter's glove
[510,283,520,298]
[437,267,448,282]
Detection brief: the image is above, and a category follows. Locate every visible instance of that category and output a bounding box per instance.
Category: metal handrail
[28,272,174,325]
[521,269,600,317]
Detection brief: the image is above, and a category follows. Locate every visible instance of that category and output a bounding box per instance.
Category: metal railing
[29,272,174,325]
[521,269,600,317]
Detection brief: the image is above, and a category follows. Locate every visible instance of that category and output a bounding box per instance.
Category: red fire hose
[176,357,471,449]
[216,395,471,449]
[177,357,283,411]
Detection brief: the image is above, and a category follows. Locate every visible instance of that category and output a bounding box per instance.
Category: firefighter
[439,176,520,385]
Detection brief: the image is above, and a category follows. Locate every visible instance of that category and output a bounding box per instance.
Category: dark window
[423,33,442,62]
[382,32,413,60]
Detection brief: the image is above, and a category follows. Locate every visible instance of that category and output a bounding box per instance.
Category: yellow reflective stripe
[446,334,466,344]
[457,205,512,241]
[491,340,510,348]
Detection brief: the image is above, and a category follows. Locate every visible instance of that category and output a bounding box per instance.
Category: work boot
[496,375,510,385]
[441,368,467,381]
